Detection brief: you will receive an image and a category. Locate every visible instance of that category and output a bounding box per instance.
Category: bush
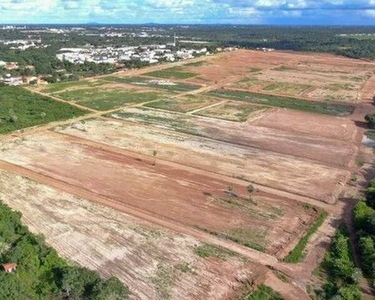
[365,114,375,129]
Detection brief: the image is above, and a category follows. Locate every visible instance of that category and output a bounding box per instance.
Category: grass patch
[240,284,283,300]
[199,227,266,252]
[328,83,354,91]
[365,130,375,140]
[234,76,261,89]
[208,89,354,116]
[249,67,262,73]
[144,95,218,113]
[273,66,294,72]
[56,88,162,110]
[144,66,198,79]
[184,61,207,67]
[196,101,266,122]
[0,87,87,134]
[103,76,201,92]
[151,264,178,300]
[109,108,198,134]
[263,82,311,96]
[194,243,237,259]
[284,210,328,263]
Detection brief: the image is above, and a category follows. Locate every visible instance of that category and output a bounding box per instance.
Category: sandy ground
[0,169,268,300]
[110,107,357,168]
[0,132,318,257]
[173,50,375,103]
[53,118,350,202]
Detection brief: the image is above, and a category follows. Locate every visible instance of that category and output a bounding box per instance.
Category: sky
[3,0,375,25]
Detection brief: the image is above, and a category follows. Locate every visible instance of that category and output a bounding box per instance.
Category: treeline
[319,226,362,299]
[0,201,129,299]
[173,25,375,60]
[353,179,375,287]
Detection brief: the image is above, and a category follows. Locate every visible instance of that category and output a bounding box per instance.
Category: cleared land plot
[209,89,354,116]
[195,101,267,122]
[0,133,319,256]
[251,109,358,142]
[181,50,374,103]
[53,118,350,202]
[103,76,201,92]
[144,95,220,113]
[263,82,311,97]
[143,66,198,79]
[108,107,356,167]
[38,79,106,94]
[0,169,266,300]
[55,87,164,111]
[0,87,87,134]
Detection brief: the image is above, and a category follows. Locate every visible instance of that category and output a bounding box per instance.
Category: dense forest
[0,200,129,299]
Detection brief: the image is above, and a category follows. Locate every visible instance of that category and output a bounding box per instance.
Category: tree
[92,277,130,300]
[365,114,375,129]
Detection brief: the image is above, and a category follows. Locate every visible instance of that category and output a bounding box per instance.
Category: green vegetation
[273,66,294,72]
[249,67,262,73]
[353,178,375,287]
[284,210,328,263]
[209,89,354,116]
[196,101,265,122]
[317,226,362,300]
[365,130,375,140]
[194,243,237,259]
[0,87,87,134]
[144,66,197,79]
[184,61,207,67]
[328,83,354,91]
[41,80,103,94]
[240,284,283,300]
[365,114,375,129]
[0,201,129,300]
[263,82,311,96]
[103,76,201,92]
[199,227,266,252]
[110,109,198,135]
[144,95,218,112]
[56,88,162,110]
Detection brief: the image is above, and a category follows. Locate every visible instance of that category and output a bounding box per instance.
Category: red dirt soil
[0,132,318,257]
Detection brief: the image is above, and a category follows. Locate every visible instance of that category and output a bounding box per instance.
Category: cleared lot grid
[1,49,371,299]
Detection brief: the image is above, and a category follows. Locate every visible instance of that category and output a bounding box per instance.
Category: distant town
[0,25,245,86]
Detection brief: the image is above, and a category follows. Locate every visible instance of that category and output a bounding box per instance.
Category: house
[5,62,19,70]
[2,263,17,273]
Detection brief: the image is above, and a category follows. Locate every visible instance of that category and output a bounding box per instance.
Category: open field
[0,87,87,134]
[144,94,220,113]
[195,101,268,122]
[103,76,202,92]
[51,118,350,202]
[0,169,268,300]
[208,90,354,116]
[0,49,370,299]
[0,133,320,256]
[143,66,198,79]
[164,50,375,103]
[108,107,356,167]
[55,87,163,110]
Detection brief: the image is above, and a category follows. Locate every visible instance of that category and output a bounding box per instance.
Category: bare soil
[0,132,321,258]
[0,169,268,300]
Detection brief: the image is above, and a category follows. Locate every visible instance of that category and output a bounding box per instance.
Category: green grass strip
[284,210,328,263]
[208,89,354,116]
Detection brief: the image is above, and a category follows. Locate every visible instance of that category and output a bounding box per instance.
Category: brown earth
[0,132,319,258]
[110,107,357,168]
[54,117,350,202]
[0,169,269,300]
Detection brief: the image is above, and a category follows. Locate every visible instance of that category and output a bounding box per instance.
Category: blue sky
[2,0,375,25]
